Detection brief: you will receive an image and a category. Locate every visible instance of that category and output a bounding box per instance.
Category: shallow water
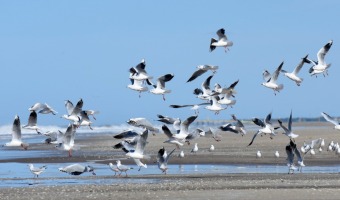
[1,162,340,188]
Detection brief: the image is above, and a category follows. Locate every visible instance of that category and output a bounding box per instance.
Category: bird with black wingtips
[281,54,310,86]
[186,65,218,82]
[307,40,333,77]
[261,61,284,95]
[4,115,29,150]
[209,28,233,52]
[157,147,176,174]
[149,73,174,101]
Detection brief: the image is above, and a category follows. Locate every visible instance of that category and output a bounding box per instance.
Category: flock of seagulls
[1,28,338,177]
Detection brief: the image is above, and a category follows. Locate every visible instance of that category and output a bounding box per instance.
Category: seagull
[113,129,140,143]
[248,112,279,146]
[61,99,83,124]
[204,95,227,115]
[256,150,262,158]
[286,143,296,174]
[209,28,233,52]
[278,110,299,140]
[191,143,198,153]
[28,164,47,178]
[116,160,133,177]
[22,111,40,133]
[193,75,213,100]
[209,145,215,152]
[289,140,305,172]
[156,114,181,133]
[39,103,57,115]
[59,164,96,176]
[187,65,218,82]
[28,102,45,112]
[308,40,333,77]
[178,150,185,158]
[321,112,340,130]
[108,163,120,176]
[83,110,99,120]
[301,138,323,154]
[203,127,222,142]
[172,115,198,140]
[129,59,153,81]
[211,80,239,96]
[4,115,29,150]
[125,129,150,160]
[281,55,310,86]
[261,62,284,95]
[127,117,159,134]
[169,103,209,115]
[274,151,279,159]
[185,128,206,145]
[149,73,174,101]
[161,125,184,149]
[127,78,149,97]
[56,124,77,157]
[157,147,176,174]
[79,111,93,130]
[219,114,247,136]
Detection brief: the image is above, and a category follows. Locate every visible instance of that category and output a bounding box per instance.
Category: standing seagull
[281,55,310,86]
[108,163,120,176]
[321,112,340,130]
[149,73,174,101]
[278,110,299,140]
[262,62,284,95]
[116,160,133,177]
[59,164,96,176]
[187,65,218,82]
[308,40,333,77]
[28,164,47,178]
[157,147,176,174]
[256,150,262,158]
[4,115,29,150]
[191,143,198,153]
[209,28,233,52]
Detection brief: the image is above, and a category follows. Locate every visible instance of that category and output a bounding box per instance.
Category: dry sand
[1,122,340,199]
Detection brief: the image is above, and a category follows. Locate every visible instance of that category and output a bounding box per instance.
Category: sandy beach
[1,122,340,199]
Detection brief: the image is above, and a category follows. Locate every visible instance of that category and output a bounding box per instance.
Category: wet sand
[1,122,340,199]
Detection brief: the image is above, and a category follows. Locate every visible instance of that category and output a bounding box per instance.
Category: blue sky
[0,1,339,126]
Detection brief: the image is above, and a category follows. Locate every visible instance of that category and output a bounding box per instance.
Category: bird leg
[162,94,166,101]
[68,149,72,157]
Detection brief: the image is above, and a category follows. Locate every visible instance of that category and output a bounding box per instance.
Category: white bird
[149,73,174,101]
[185,128,206,145]
[56,124,77,157]
[61,99,83,124]
[78,111,93,130]
[161,125,184,149]
[4,115,29,150]
[261,61,284,95]
[281,55,310,86]
[129,59,153,81]
[169,103,209,115]
[59,164,96,176]
[205,95,227,115]
[219,114,247,136]
[302,138,323,154]
[127,78,149,97]
[29,102,45,112]
[157,147,176,174]
[248,112,279,146]
[108,163,120,176]
[173,115,198,140]
[116,160,133,177]
[274,151,280,159]
[256,150,262,158]
[186,65,218,82]
[321,112,340,130]
[39,103,58,115]
[28,164,47,178]
[209,28,233,52]
[209,145,215,152]
[178,150,185,158]
[278,110,299,139]
[126,117,159,134]
[308,40,333,77]
[125,129,150,160]
[22,111,40,133]
[191,143,198,153]
[193,75,213,100]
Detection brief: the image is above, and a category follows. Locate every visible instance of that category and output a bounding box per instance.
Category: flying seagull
[308,40,333,77]
[169,103,209,114]
[278,110,299,140]
[4,115,29,150]
[149,73,175,101]
[261,61,284,95]
[157,147,176,174]
[248,112,279,146]
[321,112,340,130]
[209,28,233,52]
[219,114,247,136]
[281,55,310,86]
[187,65,218,82]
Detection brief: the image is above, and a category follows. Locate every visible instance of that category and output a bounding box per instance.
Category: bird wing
[187,69,207,82]
[264,112,272,125]
[135,129,148,154]
[65,100,74,115]
[165,148,176,162]
[180,115,198,133]
[162,125,174,139]
[247,131,261,146]
[12,115,22,141]
[321,112,339,126]
[27,111,38,126]
[288,110,293,131]
[72,99,83,115]
[270,61,284,83]
[317,40,333,66]
[262,70,271,82]
[113,130,139,139]
[293,54,308,75]
[156,74,174,89]
[252,118,265,127]
[216,28,226,40]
